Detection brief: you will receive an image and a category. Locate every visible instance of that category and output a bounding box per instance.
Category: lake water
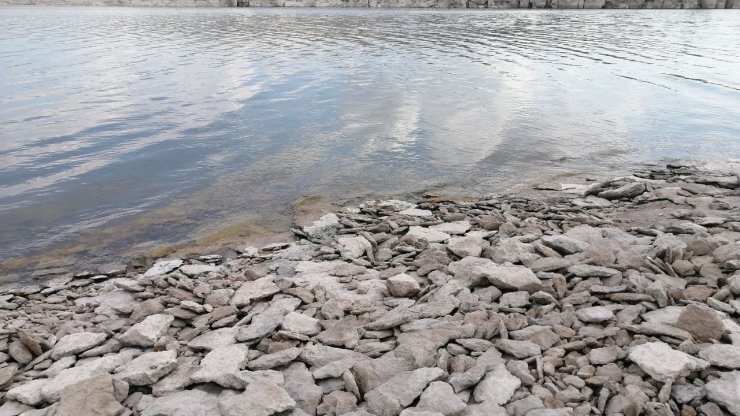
[1,7,740,271]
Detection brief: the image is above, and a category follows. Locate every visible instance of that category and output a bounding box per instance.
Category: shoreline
[1,162,740,415]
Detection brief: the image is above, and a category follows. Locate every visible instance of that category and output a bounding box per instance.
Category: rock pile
[1,164,739,416]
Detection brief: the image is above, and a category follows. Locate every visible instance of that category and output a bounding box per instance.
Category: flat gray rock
[473,365,521,405]
[190,344,249,389]
[364,367,445,416]
[120,314,174,347]
[699,344,740,369]
[218,381,296,416]
[231,276,281,308]
[51,332,107,360]
[141,389,220,416]
[705,371,740,416]
[629,342,709,383]
[115,351,177,386]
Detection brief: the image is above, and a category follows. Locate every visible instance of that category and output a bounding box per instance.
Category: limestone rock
[143,260,183,278]
[364,367,445,416]
[473,365,521,405]
[248,347,302,370]
[705,371,740,416]
[231,276,280,307]
[141,390,220,416]
[190,344,249,388]
[120,314,173,347]
[387,273,421,297]
[55,374,127,416]
[282,312,322,336]
[218,381,296,416]
[699,344,740,369]
[629,342,709,382]
[485,265,542,292]
[675,304,725,342]
[115,351,177,386]
[416,381,466,415]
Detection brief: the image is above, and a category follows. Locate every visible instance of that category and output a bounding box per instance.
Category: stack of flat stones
[1,164,740,416]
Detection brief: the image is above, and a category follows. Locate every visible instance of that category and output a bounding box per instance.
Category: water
[1,7,740,271]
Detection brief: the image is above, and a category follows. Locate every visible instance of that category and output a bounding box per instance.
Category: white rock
[399,208,433,217]
[115,351,177,386]
[120,314,174,347]
[473,364,521,405]
[42,353,133,402]
[179,264,220,277]
[387,274,421,298]
[430,221,471,235]
[282,312,322,336]
[218,381,296,416]
[51,332,107,360]
[699,344,740,369]
[303,213,341,240]
[576,306,614,323]
[406,226,450,244]
[143,260,183,278]
[188,327,237,350]
[6,379,48,406]
[365,367,445,416]
[337,236,373,260]
[705,371,740,416]
[447,235,484,258]
[416,381,466,415]
[628,342,709,383]
[485,264,542,291]
[231,276,280,308]
[142,390,220,416]
[190,345,249,389]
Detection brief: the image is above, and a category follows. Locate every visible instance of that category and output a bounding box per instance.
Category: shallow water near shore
[1,7,740,275]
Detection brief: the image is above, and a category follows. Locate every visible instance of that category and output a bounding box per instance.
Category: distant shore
[2,0,738,8]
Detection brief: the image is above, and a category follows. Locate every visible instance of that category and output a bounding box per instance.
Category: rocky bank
[2,0,739,8]
[1,163,740,416]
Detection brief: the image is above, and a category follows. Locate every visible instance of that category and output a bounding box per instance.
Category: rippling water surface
[1,7,740,268]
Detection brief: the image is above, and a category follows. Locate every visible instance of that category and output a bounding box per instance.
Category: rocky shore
[2,0,739,8]
[1,163,740,416]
